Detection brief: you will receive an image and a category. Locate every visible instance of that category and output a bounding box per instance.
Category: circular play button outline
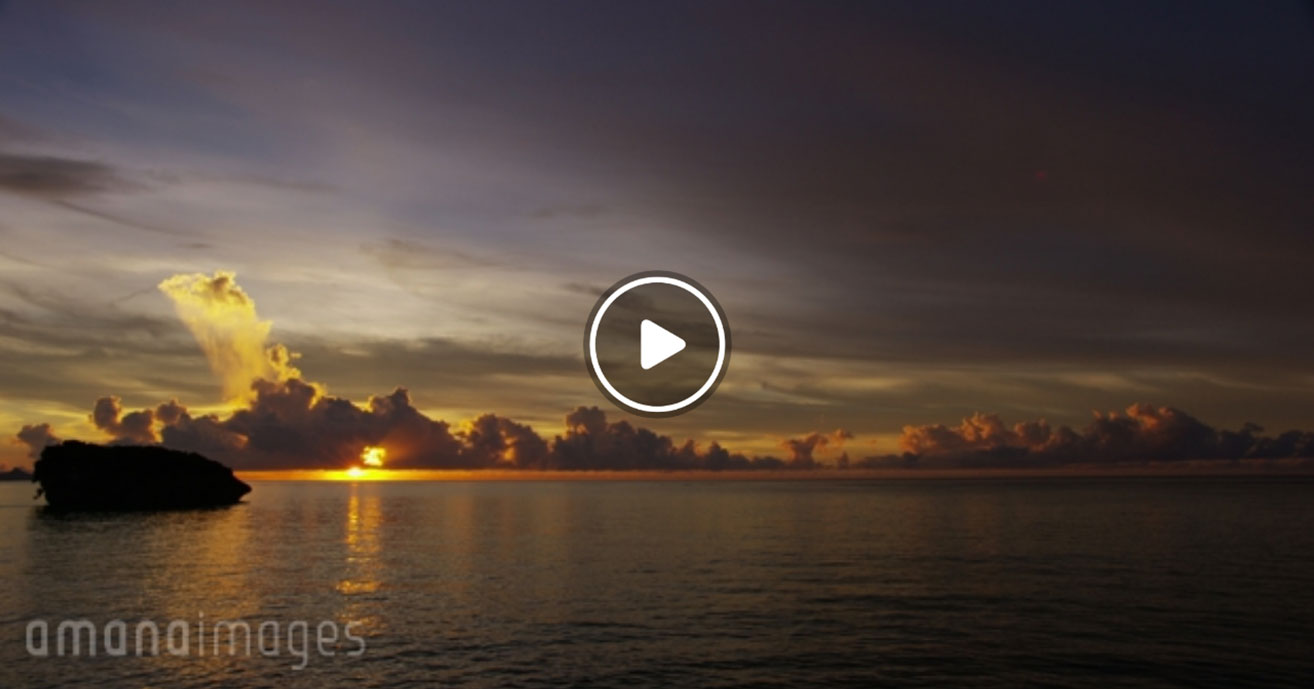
[584,270,730,417]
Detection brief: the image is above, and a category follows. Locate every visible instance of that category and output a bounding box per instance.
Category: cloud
[548,406,782,471]
[17,391,1314,472]
[458,413,550,469]
[180,380,463,469]
[3,2,1314,452]
[13,270,1314,473]
[0,147,193,237]
[781,429,853,467]
[550,406,681,470]
[19,270,520,470]
[158,271,302,404]
[15,423,59,459]
[0,152,129,197]
[874,403,1314,468]
[90,396,157,445]
[51,389,787,471]
[82,380,455,470]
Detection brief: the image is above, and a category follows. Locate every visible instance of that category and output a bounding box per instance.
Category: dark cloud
[16,423,59,459]
[781,429,853,468]
[0,147,187,237]
[550,406,681,470]
[90,395,156,445]
[0,152,128,197]
[22,381,792,471]
[196,380,462,469]
[869,403,1314,469]
[15,390,1314,472]
[459,413,550,469]
[233,0,1312,387]
[547,406,785,471]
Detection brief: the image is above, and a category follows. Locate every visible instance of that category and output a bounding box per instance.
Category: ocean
[2,477,1312,688]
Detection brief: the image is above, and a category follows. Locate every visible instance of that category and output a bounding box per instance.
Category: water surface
[2,478,1311,687]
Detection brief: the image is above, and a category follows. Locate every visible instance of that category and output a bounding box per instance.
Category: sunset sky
[2,2,1312,470]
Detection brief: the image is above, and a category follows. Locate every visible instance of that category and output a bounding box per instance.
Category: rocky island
[33,441,251,511]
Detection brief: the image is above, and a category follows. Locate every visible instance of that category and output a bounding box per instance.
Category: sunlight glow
[361,446,386,468]
[317,467,390,481]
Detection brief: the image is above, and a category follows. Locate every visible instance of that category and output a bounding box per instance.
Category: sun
[332,446,388,480]
[361,446,386,468]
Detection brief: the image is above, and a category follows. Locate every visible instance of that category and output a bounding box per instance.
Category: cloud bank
[862,404,1314,469]
[21,385,789,471]
[10,271,1314,472]
[6,270,796,470]
[20,392,1314,472]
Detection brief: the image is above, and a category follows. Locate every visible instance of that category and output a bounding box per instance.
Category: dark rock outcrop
[33,441,251,511]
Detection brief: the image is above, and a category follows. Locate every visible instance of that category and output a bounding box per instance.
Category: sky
[1,1,1313,470]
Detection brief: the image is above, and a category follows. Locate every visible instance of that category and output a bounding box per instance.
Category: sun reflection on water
[335,484,386,639]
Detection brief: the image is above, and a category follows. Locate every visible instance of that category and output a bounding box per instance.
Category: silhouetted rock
[0,466,32,481]
[33,441,251,511]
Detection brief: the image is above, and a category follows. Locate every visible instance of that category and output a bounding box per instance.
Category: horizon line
[236,464,1314,482]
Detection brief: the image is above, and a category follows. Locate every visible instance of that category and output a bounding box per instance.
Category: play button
[640,319,686,370]
[585,271,730,417]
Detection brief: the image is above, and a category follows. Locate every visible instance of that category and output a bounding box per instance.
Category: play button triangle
[640,319,686,370]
